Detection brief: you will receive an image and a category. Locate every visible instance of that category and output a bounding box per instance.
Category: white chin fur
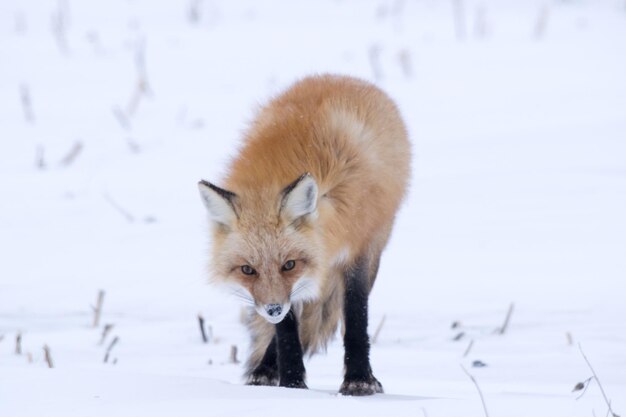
[256,302,291,324]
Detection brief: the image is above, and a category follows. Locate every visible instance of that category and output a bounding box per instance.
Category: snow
[1,0,625,415]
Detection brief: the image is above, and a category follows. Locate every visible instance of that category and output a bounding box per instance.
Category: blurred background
[0,0,625,414]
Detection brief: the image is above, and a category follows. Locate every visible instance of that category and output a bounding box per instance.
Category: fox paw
[280,379,308,389]
[246,367,279,386]
[339,377,384,396]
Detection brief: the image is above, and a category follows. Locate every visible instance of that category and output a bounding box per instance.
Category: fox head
[198,173,323,324]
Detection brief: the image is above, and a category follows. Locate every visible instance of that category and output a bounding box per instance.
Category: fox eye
[241,265,256,276]
[281,260,296,272]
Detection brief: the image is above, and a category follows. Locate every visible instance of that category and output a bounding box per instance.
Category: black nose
[265,304,282,317]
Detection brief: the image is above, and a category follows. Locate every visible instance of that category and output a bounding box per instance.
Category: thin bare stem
[578,343,620,417]
[99,324,114,345]
[368,44,383,81]
[104,336,119,363]
[43,345,54,368]
[463,339,475,357]
[198,314,208,343]
[59,141,83,167]
[103,194,135,223]
[461,365,490,417]
[230,345,239,364]
[15,333,22,355]
[452,0,466,41]
[371,314,386,344]
[20,84,35,123]
[497,303,514,335]
[92,290,105,327]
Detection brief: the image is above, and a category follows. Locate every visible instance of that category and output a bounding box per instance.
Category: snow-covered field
[1,0,625,415]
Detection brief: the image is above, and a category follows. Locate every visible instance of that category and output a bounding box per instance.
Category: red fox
[198,74,410,396]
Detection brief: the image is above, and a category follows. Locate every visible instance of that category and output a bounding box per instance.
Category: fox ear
[280,173,318,223]
[198,180,238,227]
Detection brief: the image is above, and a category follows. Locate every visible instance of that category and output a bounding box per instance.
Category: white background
[1,1,625,416]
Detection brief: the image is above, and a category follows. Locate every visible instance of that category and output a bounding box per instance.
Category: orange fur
[202,74,410,373]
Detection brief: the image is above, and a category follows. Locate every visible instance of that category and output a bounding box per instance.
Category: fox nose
[265,304,283,317]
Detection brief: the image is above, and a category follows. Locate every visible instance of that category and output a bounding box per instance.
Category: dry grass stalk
[92,290,105,327]
[27,352,33,363]
[461,365,490,417]
[533,5,549,40]
[230,345,239,364]
[371,314,387,344]
[188,0,202,24]
[473,6,488,38]
[103,194,135,223]
[452,0,467,41]
[15,333,22,355]
[112,106,131,130]
[398,49,412,79]
[125,37,152,118]
[51,0,70,54]
[566,332,574,346]
[577,344,621,417]
[497,303,514,335]
[20,84,35,123]
[99,324,114,345]
[43,345,54,368]
[35,145,46,170]
[463,339,475,357]
[104,336,119,363]
[59,141,83,167]
[198,314,208,343]
[368,44,383,81]
[15,12,27,35]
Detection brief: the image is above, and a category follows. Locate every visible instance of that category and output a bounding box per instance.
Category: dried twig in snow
[20,84,35,123]
[51,0,70,54]
[99,324,114,345]
[43,345,54,368]
[463,339,475,357]
[15,333,22,355]
[35,145,46,170]
[112,106,131,130]
[103,194,135,223]
[461,365,490,417]
[92,290,105,327]
[230,345,239,364]
[371,314,386,344]
[368,44,383,81]
[533,5,550,40]
[578,343,621,417]
[198,314,208,343]
[104,336,119,363]
[497,303,514,335]
[452,0,467,41]
[398,49,412,79]
[59,141,83,167]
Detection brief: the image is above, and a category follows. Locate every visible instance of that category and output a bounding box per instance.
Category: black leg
[340,256,383,396]
[275,310,307,389]
[246,336,279,386]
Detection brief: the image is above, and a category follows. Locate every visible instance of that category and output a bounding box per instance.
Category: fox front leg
[339,256,383,396]
[275,310,307,389]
